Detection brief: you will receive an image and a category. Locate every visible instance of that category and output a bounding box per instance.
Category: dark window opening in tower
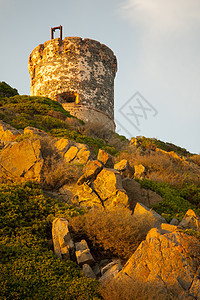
[56,92,79,104]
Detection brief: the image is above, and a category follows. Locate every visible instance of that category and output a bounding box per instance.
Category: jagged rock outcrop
[116,227,200,299]
[133,202,166,228]
[24,126,48,137]
[0,138,43,182]
[75,240,95,266]
[134,163,146,179]
[122,178,163,209]
[52,218,74,260]
[179,209,200,231]
[53,139,91,164]
[114,159,135,178]
[0,120,21,142]
[93,169,127,204]
[77,160,103,185]
[53,138,72,154]
[74,182,103,209]
[97,149,114,168]
[74,167,129,209]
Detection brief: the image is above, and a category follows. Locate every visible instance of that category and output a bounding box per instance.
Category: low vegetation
[132,136,192,157]
[117,145,200,186]
[50,128,118,156]
[0,81,18,98]
[139,179,200,222]
[1,82,200,299]
[41,156,83,189]
[70,207,154,261]
[0,181,100,299]
[0,89,120,155]
[100,279,175,300]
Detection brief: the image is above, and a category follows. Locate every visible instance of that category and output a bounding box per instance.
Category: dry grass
[39,136,83,189]
[189,154,200,167]
[116,149,200,186]
[100,278,175,300]
[78,122,128,151]
[41,156,83,189]
[79,121,113,141]
[70,207,154,260]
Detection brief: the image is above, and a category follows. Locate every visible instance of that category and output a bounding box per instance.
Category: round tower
[28,37,117,130]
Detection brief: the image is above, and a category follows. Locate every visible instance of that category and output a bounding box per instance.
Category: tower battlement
[28,36,117,130]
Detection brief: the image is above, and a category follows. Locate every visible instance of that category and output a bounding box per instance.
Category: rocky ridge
[1,89,200,299]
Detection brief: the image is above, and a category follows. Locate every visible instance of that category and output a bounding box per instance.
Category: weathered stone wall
[62,104,115,131]
[28,37,117,124]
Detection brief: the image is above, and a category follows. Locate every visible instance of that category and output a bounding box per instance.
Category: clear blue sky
[0,0,200,154]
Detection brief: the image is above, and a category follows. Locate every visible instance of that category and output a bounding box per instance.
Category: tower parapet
[28,37,117,130]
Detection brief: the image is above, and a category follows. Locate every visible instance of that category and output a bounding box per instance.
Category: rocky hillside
[1,82,200,300]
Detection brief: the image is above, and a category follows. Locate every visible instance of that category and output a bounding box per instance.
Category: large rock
[24,126,48,137]
[75,167,129,210]
[93,168,129,208]
[179,209,200,231]
[0,120,20,142]
[133,202,166,228]
[122,178,163,210]
[77,160,103,185]
[134,164,146,178]
[52,218,74,260]
[64,144,91,164]
[75,240,95,266]
[82,264,96,279]
[93,168,123,201]
[0,139,43,181]
[74,145,91,164]
[103,190,129,209]
[117,228,200,299]
[73,182,103,209]
[114,159,135,178]
[64,146,79,162]
[99,262,123,284]
[97,149,114,168]
[53,138,71,154]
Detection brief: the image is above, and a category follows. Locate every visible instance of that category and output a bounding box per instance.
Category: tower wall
[28,37,117,130]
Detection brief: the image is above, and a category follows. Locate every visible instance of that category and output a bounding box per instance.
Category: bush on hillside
[139,179,200,222]
[100,278,175,300]
[0,81,18,98]
[41,156,83,189]
[70,207,154,261]
[50,128,118,156]
[189,154,200,167]
[133,136,191,157]
[0,181,100,299]
[0,94,118,155]
[117,149,200,186]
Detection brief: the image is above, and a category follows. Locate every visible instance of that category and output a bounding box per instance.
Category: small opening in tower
[56,92,79,104]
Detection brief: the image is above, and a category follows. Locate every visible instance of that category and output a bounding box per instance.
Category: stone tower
[28,36,117,130]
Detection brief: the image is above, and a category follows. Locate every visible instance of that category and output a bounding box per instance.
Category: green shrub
[50,128,118,156]
[139,179,200,222]
[0,95,73,117]
[0,95,81,132]
[0,181,99,299]
[0,250,99,300]
[0,82,18,98]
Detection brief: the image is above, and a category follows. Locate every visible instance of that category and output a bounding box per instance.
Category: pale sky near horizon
[0,0,200,154]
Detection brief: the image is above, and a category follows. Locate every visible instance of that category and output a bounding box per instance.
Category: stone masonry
[28,37,117,130]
